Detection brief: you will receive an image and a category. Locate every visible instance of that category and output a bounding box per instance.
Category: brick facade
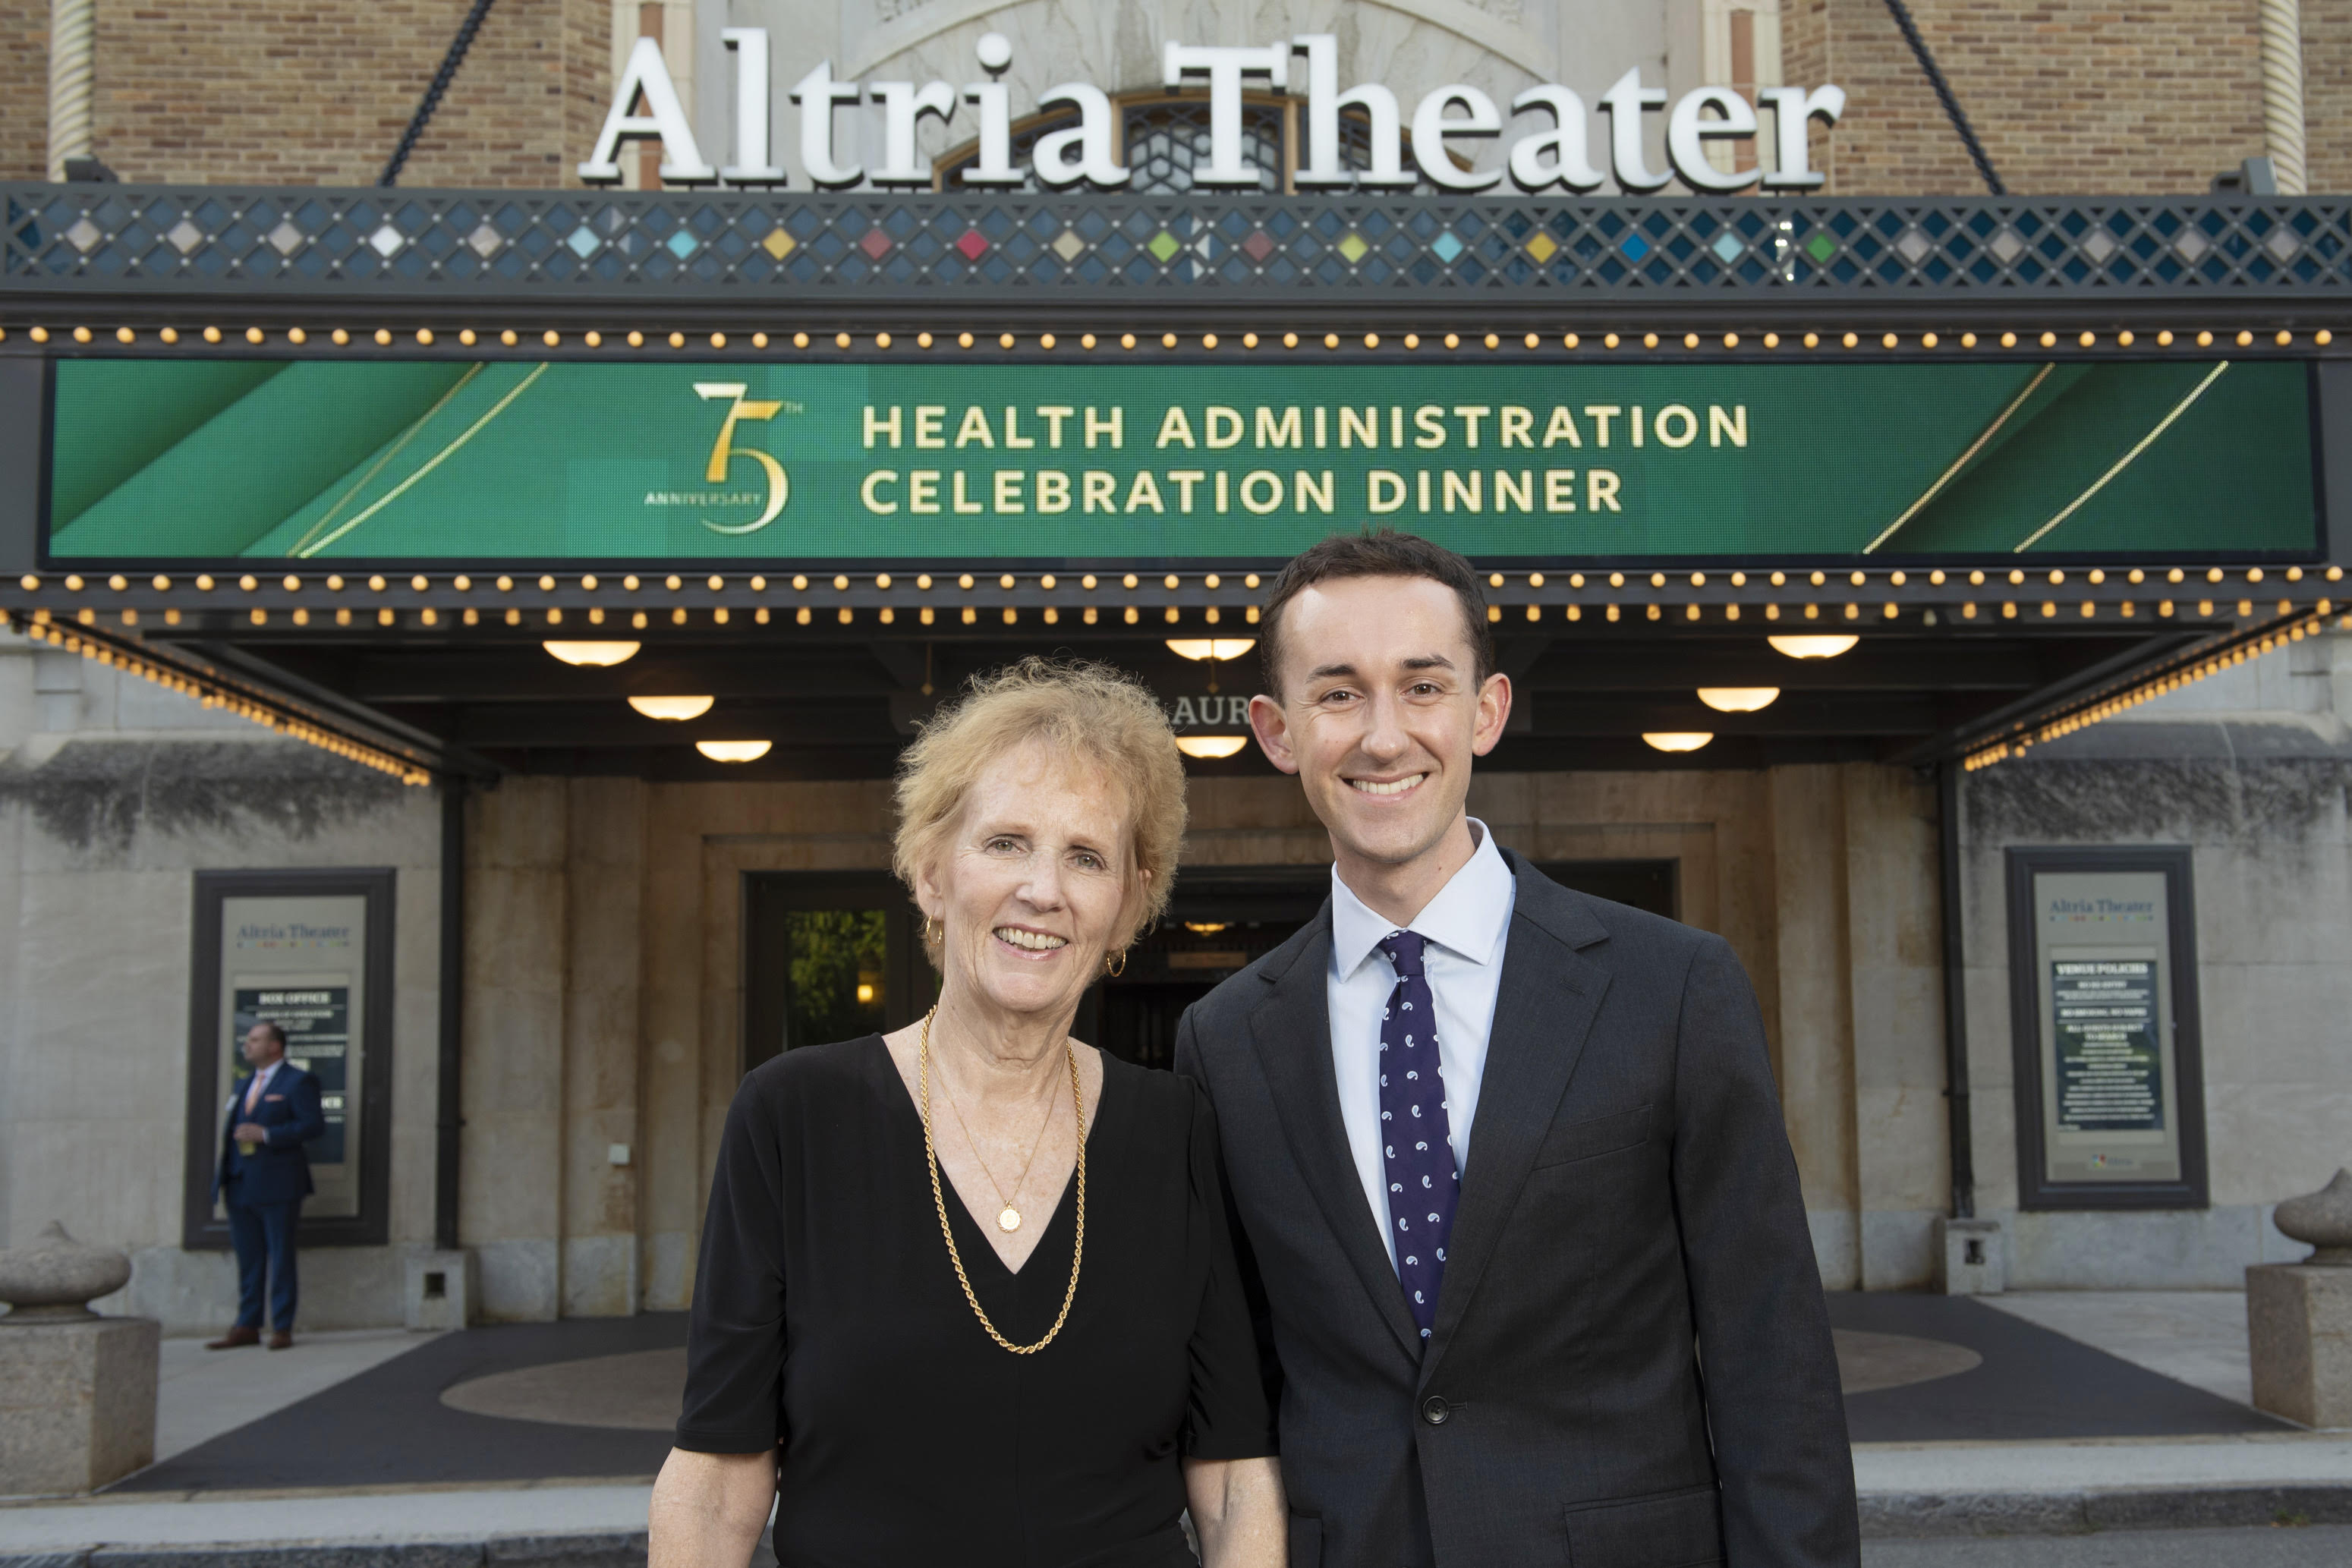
[1,0,46,181]
[83,0,609,187]
[2306,0,2352,192]
[1788,0,2271,196]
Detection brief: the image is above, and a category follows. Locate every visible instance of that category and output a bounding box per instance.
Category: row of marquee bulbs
[543,631,1856,761]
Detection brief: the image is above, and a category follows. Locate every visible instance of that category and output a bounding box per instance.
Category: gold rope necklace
[918,1006,1086,1355]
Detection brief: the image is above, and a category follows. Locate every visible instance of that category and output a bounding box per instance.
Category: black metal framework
[182,867,398,1249]
[2004,845,2207,1211]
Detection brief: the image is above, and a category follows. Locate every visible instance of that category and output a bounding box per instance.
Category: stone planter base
[2247,1263,2352,1430]
[0,1314,159,1494]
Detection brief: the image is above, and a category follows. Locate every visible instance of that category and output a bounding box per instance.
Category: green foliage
[786,909,887,1050]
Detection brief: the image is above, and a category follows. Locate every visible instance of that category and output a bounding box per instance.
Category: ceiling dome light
[1165,638,1258,661]
[628,695,716,721]
[1767,634,1859,660]
[1642,732,1714,753]
[696,739,773,763]
[1174,735,1250,759]
[543,640,641,666]
[1696,687,1781,713]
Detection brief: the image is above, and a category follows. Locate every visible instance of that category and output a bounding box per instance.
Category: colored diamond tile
[1431,231,1465,263]
[65,217,102,253]
[1620,231,1651,262]
[1242,229,1276,263]
[761,228,795,260]
[1803,231,1837,263]
[167,219,203,254]
[2172,229,2209,263]
[858,227,893,260]
[1525,231,1559,263]
[956,228,990,261]
[2080,229,2117,263]
[268,220,305,257]
[567,226,600,260]
[1710,231,1742,264]
[2265,227,2300,260]
[1147,229,1182,263]
[368,223,405,259]
[1988,228,2024,263]
[1337,231,1369,264]
[666,229,698,260]
[468,223,503,259]
[1051,228,1086,262]
[1895,228,1932,264]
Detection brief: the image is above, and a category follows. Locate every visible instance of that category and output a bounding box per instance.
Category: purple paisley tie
[1376,929,1459,1343]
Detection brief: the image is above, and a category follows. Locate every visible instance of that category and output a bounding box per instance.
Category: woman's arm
[1185,1454,1287,1568]
[648,1447,776,1568]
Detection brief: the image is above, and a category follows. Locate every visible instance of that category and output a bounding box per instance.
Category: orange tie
[244,1069,265,1115]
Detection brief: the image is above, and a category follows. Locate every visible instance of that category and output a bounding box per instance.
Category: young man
[206,1020,326,1351]
[1174,531,1857,1568]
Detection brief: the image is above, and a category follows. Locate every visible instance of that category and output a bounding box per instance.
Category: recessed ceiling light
[1642,732,1714,752]
[1174,735,1250,758]
[1767,634,1859,660]
[628,695,715,721]
[1696,687,1781,713]
[1183,921,1230,934]
[543,640,641,666]
[1165,638,1258,661]
[696,739,773,763]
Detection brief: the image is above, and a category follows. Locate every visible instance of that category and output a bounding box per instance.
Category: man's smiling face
[1248,575,1511,875]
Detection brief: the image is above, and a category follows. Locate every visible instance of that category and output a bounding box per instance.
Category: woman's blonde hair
[893,657,1185,965]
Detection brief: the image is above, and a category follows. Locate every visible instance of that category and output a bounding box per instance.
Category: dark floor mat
[113,1313,691,1494]
[1827,1292,2287,1442]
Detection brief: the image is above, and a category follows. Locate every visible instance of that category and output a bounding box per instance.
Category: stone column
[2248,1170,2352,1428]
[0,1223,159,1494]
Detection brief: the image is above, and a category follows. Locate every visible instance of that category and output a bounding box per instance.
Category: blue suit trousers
[225,1195,301,1330]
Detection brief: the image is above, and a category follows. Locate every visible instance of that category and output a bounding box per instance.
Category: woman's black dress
[676,1035,1274,1568]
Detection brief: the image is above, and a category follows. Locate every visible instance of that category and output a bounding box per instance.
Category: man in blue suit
[206,1021,326,1350]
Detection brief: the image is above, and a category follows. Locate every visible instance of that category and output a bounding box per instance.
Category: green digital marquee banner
[43,357,2317,563]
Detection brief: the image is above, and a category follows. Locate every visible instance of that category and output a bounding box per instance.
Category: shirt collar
[1329,818,1515,981]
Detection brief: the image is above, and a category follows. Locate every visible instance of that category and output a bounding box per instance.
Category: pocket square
[264,1093,285,1101]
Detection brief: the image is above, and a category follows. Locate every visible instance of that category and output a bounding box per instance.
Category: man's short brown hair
[1258,528,1494,697]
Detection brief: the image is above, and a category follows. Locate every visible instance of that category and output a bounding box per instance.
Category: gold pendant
[998,1206,1022,1233]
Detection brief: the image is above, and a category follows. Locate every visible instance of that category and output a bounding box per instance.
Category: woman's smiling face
[919,737,1141,1028]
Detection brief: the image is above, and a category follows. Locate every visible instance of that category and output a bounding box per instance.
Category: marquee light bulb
[1175,736,1250,759]
[1766,634,1859,660]
[1696,687,1781,713]
[1164,638,1258,662]
[543,641,641,666]
[628,695,716,721]
[696,739,773,763]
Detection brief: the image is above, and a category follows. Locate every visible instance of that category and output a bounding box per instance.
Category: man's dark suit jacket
[1173,850,1857,1568]
[213,1063,326,1207]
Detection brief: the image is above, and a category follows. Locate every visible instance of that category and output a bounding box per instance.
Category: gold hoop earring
[923,917,942,948]
[1104,947,1128,978]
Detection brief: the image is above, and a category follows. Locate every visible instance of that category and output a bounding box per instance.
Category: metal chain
[918,1007,1085,1355]
[1879,0,2007,197]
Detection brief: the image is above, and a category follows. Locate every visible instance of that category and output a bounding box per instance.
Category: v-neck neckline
[868,1034,1116,1280]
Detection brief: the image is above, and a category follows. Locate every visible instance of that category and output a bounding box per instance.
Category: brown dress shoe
[206,1327,260,1349]
[266,1330,294,1350]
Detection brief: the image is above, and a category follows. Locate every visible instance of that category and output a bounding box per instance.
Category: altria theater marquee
[583,31,1848,194]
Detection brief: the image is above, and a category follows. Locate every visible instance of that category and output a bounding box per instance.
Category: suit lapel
[1248,910,1423,1361]
[1421,858,1612,1383]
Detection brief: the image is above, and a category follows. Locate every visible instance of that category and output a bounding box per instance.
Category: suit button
[1421,1396,1450,1425]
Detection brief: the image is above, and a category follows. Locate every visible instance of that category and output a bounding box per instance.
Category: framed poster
[2006,847,2207,1210]
[182,869,396,1248]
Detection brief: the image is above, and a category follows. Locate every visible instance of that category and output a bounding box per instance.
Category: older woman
[650,658,1285,1568]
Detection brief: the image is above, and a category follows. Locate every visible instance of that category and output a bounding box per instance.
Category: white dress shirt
[1327,819,1517,1267]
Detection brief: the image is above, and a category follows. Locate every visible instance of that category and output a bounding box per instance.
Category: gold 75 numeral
[693,383,787,535]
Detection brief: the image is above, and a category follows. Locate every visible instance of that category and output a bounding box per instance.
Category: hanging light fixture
[1174,735,1250,758]
[628,695,716,721]
[543,641,641,666]
[1766,634,1858,660]
[1166,639,1258,661]
[1696,687,1781,713]
[1642,732,1714,752]
[696,739,773,762]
